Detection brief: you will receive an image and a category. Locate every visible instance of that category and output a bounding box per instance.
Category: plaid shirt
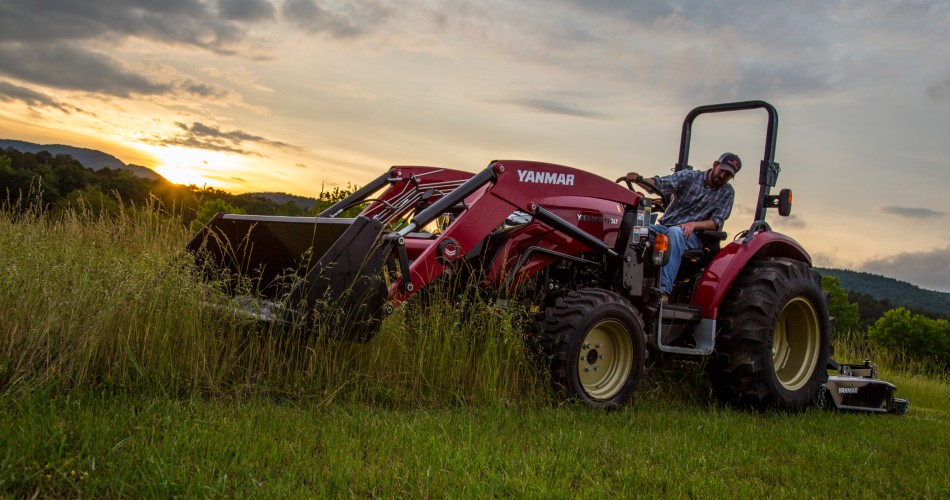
[652,169,734,230]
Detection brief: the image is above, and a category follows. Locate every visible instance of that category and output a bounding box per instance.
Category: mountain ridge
[1,139,161,180]
[249,192,319,211]
[816,267,950,318]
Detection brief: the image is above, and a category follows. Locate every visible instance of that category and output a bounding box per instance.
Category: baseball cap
[717,152,742,175]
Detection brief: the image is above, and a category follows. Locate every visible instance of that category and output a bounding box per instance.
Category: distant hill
[0,139,161,180]
[249,192,319,211]
[816,268,950,319]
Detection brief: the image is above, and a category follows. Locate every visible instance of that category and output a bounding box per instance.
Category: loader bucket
[187,214,391,341]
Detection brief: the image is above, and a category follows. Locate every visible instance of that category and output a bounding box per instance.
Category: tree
[190,197,245,232]
[821,275,861,335]
[869,308,950,369]
[274,200,307,216]
[0,152,43,207]
[55,185,122,218]
[310,184,359,217]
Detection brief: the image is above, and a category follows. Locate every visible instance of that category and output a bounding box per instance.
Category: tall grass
[3,199,939,409]
[832,329,948,380]
[0,202,546,407]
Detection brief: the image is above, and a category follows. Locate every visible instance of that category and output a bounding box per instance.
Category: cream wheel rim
[578,319,634,400]
[772,297,821,391]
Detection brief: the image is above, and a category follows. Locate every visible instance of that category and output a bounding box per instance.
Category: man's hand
[679,220,716,239]
[625,172,642,183]
[679,221,698,239]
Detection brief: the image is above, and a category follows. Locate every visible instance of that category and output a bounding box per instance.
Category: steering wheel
[616,175,668,211]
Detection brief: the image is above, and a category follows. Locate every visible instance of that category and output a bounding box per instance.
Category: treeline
[817,267,950,319]
[823,276,949,371]
[849,289,949,326]
[0,148,352,226]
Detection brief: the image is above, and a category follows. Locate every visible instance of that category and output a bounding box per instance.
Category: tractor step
[660,303,702,321]
[656,303,714,356]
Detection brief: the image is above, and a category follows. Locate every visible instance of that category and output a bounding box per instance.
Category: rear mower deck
[821,360,909,414]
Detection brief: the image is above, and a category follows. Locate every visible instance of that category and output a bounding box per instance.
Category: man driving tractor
[626,152,742,303]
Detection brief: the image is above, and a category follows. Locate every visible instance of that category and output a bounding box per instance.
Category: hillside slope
[249,192,319,211]
[816,267,950,317]
[0,139,160,180]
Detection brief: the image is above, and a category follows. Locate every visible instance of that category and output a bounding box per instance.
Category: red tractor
[189,100,832,411]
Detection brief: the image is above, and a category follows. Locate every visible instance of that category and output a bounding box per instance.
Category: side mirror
[766,189,793,217]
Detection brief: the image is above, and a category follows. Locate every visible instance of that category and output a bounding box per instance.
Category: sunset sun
[145,145,235,188]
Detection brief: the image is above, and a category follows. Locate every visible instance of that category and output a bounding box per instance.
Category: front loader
[187,100,904,412]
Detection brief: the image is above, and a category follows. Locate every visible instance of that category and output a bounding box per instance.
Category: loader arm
[329,166,475,224]
[388,160,641,304]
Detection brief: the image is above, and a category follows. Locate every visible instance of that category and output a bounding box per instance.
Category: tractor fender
[691,231,811,319]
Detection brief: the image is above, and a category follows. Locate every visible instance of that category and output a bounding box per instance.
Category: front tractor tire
[537,289,647,409]
[709,258,832,411]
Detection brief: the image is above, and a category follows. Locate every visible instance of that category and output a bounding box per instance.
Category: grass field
[3,374,948,497]
[2,204,948,497]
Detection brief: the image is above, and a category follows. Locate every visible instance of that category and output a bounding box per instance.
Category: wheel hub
[585,349,600,365]
[578,320,633,400]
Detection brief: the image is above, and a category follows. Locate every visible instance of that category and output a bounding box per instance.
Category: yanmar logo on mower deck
[838,387,859,394]
[517,170,575,186]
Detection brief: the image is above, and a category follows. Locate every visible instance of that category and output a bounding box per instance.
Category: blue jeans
[650,224,702,295]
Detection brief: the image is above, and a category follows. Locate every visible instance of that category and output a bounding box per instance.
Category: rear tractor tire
[708,258,831,411]
[537,289,647,409]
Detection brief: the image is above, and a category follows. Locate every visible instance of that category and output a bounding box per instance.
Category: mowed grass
[1,203,948,497]
[3,384,948,497]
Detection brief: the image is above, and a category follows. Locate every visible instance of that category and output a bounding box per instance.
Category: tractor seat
[682,230,727,262]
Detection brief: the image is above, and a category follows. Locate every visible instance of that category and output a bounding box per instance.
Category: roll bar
[675,100,781,223]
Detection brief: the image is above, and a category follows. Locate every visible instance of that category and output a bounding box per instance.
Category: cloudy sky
[1,0,948,292]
